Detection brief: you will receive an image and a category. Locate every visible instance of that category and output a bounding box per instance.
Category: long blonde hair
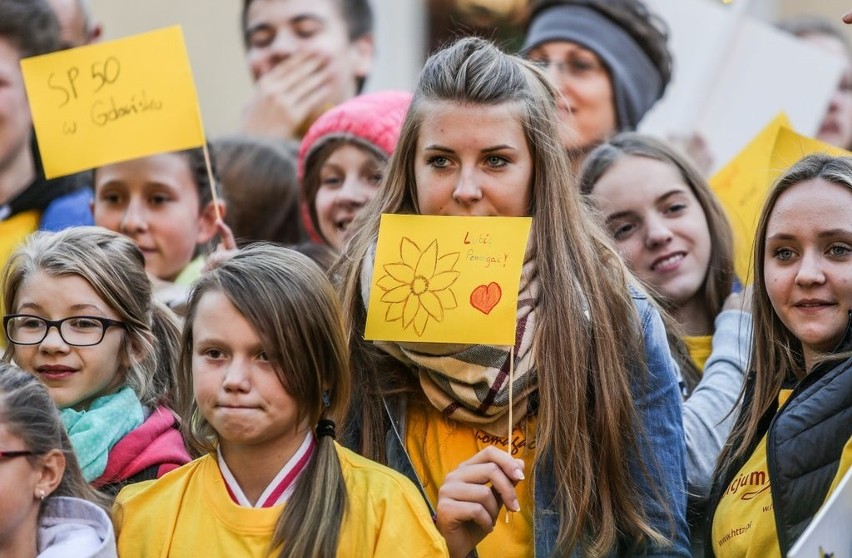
[181,245,350,558]
[334,37,671,556]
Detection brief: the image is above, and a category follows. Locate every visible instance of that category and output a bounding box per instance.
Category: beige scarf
[361,250,539,436]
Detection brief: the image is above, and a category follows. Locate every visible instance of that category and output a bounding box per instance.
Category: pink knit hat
[298,90,413,244]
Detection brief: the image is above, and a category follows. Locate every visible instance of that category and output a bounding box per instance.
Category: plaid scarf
[361,252,539,437]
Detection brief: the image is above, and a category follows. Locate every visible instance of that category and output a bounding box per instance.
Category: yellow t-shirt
[406,404,536,558]
[711,390,793,557]
[0,211,39,348]
[684,334,713,373]
[0,210,39,271]
[115,443,448,557]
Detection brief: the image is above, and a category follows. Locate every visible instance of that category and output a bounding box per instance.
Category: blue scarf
[60,386,145,482]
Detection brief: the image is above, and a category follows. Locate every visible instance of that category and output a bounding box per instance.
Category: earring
[37,490,45,501]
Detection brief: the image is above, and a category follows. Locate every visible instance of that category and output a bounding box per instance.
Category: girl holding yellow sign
[335,37,689,557]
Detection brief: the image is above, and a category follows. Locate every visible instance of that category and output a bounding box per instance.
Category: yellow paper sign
[365,215,532,345]
[20,26,205,179]
[710,114,850,282]
[710,113,790,282]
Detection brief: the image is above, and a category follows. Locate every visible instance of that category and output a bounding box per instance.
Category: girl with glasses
[0,362,116,557]
[2,227,190,495]
[521,0,671,161]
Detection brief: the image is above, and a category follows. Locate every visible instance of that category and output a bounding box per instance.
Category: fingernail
[510,499,520,512]
[514,468,525,480]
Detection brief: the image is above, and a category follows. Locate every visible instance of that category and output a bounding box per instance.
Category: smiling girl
[114,245,447,557]
[579,133,751,512]
[298,90,411,250]
[92,148,224,310]
[2,227,190,494]
[707,153,852,557]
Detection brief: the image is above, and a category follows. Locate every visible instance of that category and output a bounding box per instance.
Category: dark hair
[525,0,672,90]
[291,242,338,272]
[0,363,110,510]
[179,145,220,210]
[213,136,306,247]
[242,0,373,42]
[0,0,61,57]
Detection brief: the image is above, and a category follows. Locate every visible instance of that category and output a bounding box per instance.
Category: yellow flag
[365,215,532,345]
[20,26,205,179]
[710,114,851,282]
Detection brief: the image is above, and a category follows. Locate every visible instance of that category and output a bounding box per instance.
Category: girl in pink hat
[298,90,412,250]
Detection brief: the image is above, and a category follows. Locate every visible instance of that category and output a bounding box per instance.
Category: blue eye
[427,156,450,168]
[829,244,852,257]
[774,248,795,261]
[485,156,508,168]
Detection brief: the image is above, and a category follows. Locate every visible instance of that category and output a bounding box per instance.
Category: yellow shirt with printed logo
[711,390,793,557]
[406,404,536,558]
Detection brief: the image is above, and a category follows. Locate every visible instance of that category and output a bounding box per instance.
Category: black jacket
[705,315,852,556]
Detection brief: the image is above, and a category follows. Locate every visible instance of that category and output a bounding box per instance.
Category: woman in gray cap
[522,0,672,158]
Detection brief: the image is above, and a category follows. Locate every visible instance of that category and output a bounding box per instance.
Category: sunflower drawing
[376,237,461,336]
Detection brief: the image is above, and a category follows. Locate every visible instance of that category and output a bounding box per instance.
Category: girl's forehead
[95,153,197,190]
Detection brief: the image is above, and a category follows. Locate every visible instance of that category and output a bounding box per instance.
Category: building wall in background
[87,0,424,139]
[82,0,852,139]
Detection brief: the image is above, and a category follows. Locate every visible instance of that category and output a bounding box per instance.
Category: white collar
[217,432,315,508]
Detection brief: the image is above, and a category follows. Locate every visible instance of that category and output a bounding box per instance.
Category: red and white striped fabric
[217,433,315,508]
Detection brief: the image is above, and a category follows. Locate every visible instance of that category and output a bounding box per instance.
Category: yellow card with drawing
[365,215,532,345]
[20,26,204,179]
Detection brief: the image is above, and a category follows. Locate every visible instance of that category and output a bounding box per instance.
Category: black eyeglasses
[3,315,126,347]
[0,450,38,460]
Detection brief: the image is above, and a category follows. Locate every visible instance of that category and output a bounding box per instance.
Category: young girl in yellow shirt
[114,244,447,557]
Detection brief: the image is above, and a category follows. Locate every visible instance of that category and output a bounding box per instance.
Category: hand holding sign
[21,26,205,179]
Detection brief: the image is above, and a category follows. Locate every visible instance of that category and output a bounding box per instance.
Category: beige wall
[773,0,852,42]
[89,0,848,141]
[89,1,253,138]
[87,0,425,139]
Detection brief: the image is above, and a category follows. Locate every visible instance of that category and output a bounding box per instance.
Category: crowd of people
[0,0,851,557]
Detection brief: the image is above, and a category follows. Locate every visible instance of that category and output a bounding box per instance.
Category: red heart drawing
[470,282,502,315]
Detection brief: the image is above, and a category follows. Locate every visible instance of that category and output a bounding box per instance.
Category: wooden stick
[506,344,515,524]
[201,141,223,222]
